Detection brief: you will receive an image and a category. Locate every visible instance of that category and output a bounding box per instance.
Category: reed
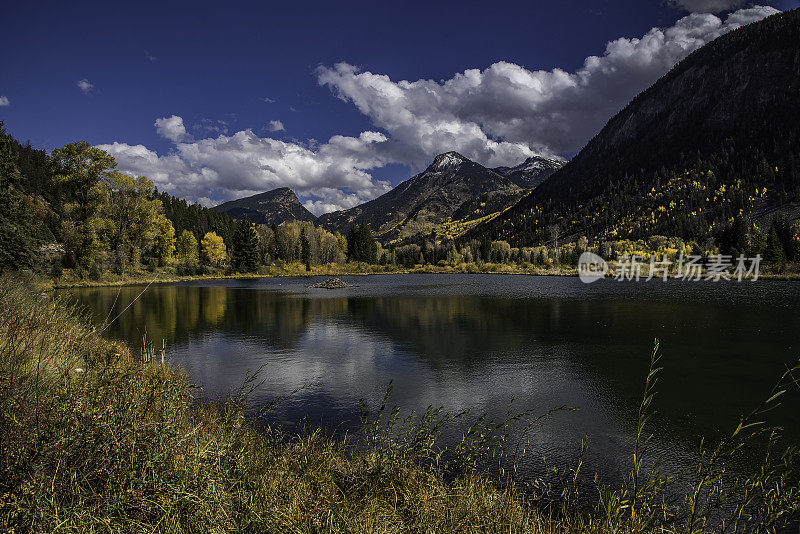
[1,275,798,532]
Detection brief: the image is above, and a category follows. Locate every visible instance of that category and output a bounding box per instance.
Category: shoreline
[50,264,800,289]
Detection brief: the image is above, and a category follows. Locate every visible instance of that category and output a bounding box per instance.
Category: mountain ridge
[318,152,515,242]
[491,156,564,189]
[468,8,800,246]
[213,187,317,226]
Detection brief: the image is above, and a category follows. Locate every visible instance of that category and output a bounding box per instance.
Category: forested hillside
[469,8,800,262]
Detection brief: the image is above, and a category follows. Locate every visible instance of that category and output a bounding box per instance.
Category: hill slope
[318,152,523,242]
[470,8,800,246]
[213,187,317,226]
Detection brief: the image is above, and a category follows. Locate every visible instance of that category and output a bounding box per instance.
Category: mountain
[470,8,800,246]
[318,152,521,242]
[213,187,317,226]
[491,156,564,189]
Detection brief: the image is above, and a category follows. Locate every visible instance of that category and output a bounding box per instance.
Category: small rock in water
[308,277,351,289]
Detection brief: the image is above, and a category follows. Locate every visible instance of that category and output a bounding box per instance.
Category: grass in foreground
[1,275,798,532]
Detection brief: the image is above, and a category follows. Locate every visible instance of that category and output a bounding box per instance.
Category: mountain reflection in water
[64,274,800,484]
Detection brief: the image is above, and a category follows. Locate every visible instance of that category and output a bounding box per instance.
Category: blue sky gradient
[2,0,796,212]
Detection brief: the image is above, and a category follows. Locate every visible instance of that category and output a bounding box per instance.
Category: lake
[63,274,800,486]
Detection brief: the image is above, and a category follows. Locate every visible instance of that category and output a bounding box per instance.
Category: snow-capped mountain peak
[431,152,466,171]
[491,155,565,189]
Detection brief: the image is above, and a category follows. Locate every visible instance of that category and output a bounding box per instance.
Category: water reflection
[65,275,800,483]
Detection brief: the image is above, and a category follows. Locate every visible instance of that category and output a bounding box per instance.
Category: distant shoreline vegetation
[47,261,800,290]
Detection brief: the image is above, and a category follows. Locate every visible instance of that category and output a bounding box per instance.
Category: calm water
[64,274,800,484]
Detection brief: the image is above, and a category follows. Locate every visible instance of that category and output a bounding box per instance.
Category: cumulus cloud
[267,120,285,132]
[317,6,777,167]
[671,0,747,13]
[155,115,192,142]
[76,79,93,93]
[260,96,275,103]
[97,123,392,215]
[98,6,777,214]
[0,96,9,106]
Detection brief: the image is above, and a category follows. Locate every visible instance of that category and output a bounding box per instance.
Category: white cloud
[317,6,778,167]
[97,6,777,215]
[261,96,275,103]
[76,79,93,93]
[97,123,392,215]
[155,115,192,142]
[268,120,285,132]
[671,0,747,13]
[0,96,9,106]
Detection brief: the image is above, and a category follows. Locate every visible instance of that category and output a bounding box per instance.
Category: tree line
[3,122,797,278]
[0,123,387,277]
[1,124,240,276]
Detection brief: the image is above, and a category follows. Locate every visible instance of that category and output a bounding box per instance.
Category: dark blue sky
[1,0,795,210]
[2,1,670,149]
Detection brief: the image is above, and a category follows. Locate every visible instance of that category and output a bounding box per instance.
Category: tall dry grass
[0,275,798,532]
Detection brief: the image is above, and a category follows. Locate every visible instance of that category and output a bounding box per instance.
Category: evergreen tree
[0,123,40,271]
[300,227,311,270]
[480,238,491,264]
[720,216,750,257]
[346,224,377,263]
[231,216,259,272]
[764,223,786,266]
[155,190,235,251]
[771,213,796,262]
